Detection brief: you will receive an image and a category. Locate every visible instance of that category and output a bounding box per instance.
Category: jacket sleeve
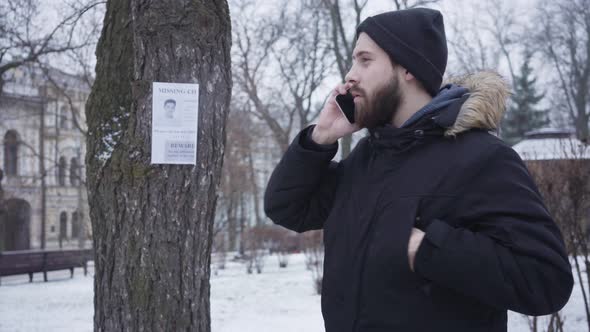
[414,143,574,316]
[264,125,341,233]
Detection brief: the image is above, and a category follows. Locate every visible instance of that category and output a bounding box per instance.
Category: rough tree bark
[85,0,231,331]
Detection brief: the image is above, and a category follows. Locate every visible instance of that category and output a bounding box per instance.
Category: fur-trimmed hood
[367,71,510,150]
[443,71,510,137]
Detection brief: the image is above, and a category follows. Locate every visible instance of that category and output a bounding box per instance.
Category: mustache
[349,87,366,97]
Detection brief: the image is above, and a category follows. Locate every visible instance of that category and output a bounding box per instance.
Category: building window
[59,211,68,248]
[70,157,79,186]
[58,156,67,186]
[60,106,68,129]
[72,211,80,238]
[4,130,19,176]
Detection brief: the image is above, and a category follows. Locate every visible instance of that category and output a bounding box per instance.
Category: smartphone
[335,90,356,124]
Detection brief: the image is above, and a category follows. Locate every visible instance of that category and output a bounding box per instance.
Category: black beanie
[356,8,447,96]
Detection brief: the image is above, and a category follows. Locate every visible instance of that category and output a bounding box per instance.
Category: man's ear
[404,70,415,82]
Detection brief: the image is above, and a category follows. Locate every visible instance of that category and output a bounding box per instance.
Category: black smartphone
[335,90,355,124]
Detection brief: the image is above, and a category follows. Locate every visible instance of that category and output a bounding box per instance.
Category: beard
[353,76,403,130]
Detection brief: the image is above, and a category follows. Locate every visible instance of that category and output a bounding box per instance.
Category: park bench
[0,248,93,285]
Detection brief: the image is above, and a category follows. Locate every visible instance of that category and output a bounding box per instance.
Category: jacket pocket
[365,196,425,288]
[398,197,423,278]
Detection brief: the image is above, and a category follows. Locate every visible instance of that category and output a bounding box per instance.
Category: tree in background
[502,52,549,145]
[226,0,334,254]
[303,230,324,295]
[0,0,104,95]
[85,0,231,330]
[215,103,260,254]
[537,0,590,143]
[243,225,274,274]
[232,0,332,153]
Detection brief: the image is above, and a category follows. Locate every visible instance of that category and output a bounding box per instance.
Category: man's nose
[344,66,358,85]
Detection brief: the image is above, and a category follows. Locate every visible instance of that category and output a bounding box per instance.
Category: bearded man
[264,8,573,332]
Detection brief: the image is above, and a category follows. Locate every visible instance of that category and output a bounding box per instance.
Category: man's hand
[312,82,361,145]
[408,227,425,272]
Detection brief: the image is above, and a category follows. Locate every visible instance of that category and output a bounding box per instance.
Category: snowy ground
[0,253,585,331]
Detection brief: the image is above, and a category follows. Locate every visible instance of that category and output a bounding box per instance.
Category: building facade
[0,64,91,251]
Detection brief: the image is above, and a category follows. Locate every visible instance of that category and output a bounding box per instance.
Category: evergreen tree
[502,52,549,145]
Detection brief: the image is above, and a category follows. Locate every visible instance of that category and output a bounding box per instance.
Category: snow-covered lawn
[0,253,585,331]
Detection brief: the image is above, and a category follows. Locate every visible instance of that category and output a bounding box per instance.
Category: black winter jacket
[264,72,573,332]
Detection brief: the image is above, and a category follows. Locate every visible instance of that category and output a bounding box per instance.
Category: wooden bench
[0,249,93,285]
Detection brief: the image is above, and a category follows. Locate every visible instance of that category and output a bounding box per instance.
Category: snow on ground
[210,253,324,332]
[0,267,94,332]
[0,253,586,331]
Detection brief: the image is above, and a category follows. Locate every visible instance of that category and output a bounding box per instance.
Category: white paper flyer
[151,82,199,165]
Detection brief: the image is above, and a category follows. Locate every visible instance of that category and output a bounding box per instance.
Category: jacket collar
[367,71,509,151]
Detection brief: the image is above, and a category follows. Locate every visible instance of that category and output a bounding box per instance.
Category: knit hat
[356,8,448,96]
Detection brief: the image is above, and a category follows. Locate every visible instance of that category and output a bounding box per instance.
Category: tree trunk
[238,192,246,256]
[85,0,231,331]
[247,148,262,226]
[227,192,237,251]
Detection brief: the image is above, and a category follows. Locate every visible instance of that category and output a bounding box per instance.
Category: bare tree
[229,1,334,255]
[243,225,270,274]
[215,104,258,252]
[261,225,294,268]
[537,0,590,142]
[445,11,502,75]
[36,0,104,137]
[320,0,367,83]
[232,0,333,153]
[302,230,324,294]
[274,1,334,132]
[546,312,566,332]
[232,0,288,151]
[0,0,105,95]
[523,311,566,332]
[480,0,522,83]
[392,0,440,10]
[320,0,368,158]
[212,231,228,275]
[86,0,232,330]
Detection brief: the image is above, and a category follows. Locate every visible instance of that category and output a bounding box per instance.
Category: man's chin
[354,102,371,128]
[353,105,364,127]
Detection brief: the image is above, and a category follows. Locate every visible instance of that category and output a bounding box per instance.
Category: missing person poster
[151,82,199,165]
